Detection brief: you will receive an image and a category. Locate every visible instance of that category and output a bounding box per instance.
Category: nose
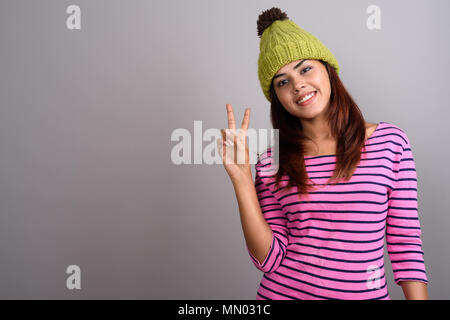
[292,77,306,93]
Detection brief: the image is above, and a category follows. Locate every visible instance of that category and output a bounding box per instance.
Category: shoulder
[376,121,416,164]
[378,121,411,149]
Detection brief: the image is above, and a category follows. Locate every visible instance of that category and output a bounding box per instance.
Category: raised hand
[217,104,252,181]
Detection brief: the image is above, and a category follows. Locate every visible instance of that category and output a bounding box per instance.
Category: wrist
[230,170,253,187]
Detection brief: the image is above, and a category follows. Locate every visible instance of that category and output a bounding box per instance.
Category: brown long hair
[268,60,367,199]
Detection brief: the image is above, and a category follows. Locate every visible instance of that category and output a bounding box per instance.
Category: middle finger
[226,104,236,130]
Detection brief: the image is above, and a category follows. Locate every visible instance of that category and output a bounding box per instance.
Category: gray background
[0,0,448,299]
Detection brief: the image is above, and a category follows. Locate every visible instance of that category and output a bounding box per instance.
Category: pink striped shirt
[248,121,428,300]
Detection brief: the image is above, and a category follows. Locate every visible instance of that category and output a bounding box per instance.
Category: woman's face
[272,59,331,119]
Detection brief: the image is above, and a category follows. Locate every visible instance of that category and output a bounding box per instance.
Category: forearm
[231,174,273,265]
[399,281,429,300]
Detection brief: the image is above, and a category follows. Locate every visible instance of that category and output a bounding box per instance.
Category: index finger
[226,104,236,130]
[240,108,251,132]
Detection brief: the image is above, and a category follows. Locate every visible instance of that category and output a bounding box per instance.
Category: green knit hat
[257,8,340,102]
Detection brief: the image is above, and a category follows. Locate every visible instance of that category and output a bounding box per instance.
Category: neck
[300,118,334,142]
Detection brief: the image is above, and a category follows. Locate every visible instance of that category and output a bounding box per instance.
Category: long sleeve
[247,159,289,273]
[386,134,428,285]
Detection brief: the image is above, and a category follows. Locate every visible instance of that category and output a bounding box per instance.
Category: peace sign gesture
[217,104,252,182]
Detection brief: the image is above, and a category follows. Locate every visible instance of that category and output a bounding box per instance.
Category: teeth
[297,92,315,104]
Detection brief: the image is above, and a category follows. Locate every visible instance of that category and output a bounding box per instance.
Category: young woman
[218,7,428,300]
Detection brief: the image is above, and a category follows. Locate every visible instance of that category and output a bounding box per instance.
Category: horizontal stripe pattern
[247,122,428,300]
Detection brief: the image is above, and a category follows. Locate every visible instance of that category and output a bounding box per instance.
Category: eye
[301,66,312,74]
[277,66,312,87]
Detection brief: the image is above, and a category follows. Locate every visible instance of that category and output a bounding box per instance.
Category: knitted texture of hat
[258,19,340,102]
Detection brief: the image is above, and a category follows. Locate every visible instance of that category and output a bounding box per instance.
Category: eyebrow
[273,59,309,80]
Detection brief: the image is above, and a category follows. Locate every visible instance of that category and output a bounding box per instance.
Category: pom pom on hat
[257,7,289,38]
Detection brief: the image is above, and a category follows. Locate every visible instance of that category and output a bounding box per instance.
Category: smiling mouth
[296,91,317,105]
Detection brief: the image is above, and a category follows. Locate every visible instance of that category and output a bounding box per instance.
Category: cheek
[317,74,331,92]
[276,90,290,103]
[282,95,294,108]
[322,82,331,97]
[276,93,293,111]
